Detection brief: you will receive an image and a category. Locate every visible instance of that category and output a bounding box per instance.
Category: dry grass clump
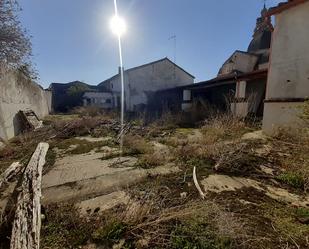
[52,117,103,138]
[136,153,164,169]
[149,110,199,133]
[119,199,247,249]
[123,134,153,156]
[261,202,309,249]
[71,106,118,119]
[201,113,248,144]
[299,99,309,127]
[213,141,268,176]
[271,128,309,192]
[41,204,99,249]
[50,116,118,139]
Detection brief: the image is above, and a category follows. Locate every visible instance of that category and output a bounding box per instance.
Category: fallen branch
[0,162,23,189]
[10,142,49,249]
[193,166,205,199]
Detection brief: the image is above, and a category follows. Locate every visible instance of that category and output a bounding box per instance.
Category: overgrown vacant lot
[0,110,308,249]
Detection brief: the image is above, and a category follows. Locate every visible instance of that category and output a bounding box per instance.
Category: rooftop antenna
[168,35,177,63]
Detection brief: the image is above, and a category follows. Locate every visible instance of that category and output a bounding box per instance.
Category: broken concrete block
[18,109,43,132]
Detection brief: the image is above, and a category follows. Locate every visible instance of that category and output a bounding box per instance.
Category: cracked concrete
[42,145,179,204]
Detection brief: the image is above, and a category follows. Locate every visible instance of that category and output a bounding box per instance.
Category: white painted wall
[82,92,113,109]
[265,2,309,99]
[263,2,309,133]
[108,59,194,111]
[0,70,51,140]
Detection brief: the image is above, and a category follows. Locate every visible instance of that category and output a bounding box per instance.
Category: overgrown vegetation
[1,105,309,249]
[41,204,94,248]
[201,113,250,143]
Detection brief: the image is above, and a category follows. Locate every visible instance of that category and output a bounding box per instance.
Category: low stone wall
[0,70,51,140]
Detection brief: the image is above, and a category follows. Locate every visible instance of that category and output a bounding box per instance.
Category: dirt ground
[0,113,308,249]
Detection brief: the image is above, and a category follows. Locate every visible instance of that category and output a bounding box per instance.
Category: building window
[106,99,111,104]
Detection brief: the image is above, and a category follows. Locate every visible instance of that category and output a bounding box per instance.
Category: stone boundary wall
[0,69,51,140]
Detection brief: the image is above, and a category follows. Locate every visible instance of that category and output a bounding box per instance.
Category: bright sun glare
[110,15,126,36]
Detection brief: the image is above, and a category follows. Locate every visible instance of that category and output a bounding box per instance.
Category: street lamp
[110,15,126,37]
[110,0,126,153]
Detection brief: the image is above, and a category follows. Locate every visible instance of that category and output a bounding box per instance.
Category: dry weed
[271,128,309,192]
[201,113,248,144]
[123,134,152,155]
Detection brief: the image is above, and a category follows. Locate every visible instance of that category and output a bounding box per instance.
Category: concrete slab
[42,156,179,204]
[42,152,137,188]
[77,191,130,215]
[75,136,112,143]
[242,130,267,141]
[202,174,309,208]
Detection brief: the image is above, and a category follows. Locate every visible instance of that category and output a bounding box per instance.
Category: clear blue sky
[18,0,281,88]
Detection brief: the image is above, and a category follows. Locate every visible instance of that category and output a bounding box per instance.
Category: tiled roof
[267,0,309,16]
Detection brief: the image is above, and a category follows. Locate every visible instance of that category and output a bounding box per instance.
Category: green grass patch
[276,172,305,189]
[41,204,94,249]
[55,138,115,155]
[171,221,232,249]
[295,207,309,219]
[92,220,128,245]
[262,202,309,246]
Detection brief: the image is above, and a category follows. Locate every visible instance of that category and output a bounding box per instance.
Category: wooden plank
[10,143,49,249]
[0,162,23,189]
[193,166,205,199]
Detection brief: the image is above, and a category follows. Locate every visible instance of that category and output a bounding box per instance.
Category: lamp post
[110,0,126,152]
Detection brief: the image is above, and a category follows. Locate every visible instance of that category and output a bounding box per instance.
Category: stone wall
[0,70,51,140]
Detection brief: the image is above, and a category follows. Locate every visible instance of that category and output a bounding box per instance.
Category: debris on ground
[18,109,43,131]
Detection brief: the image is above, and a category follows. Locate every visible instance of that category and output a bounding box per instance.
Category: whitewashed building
[99,58,194,112]
[82,91,113,109]
[263,0,309,133]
